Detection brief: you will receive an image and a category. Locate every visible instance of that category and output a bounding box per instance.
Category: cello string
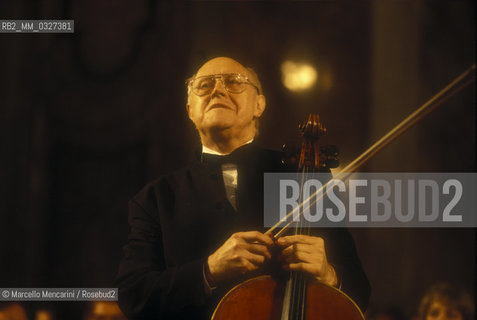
[295,166,310,319]
[299,166,311,320]
[267,64,475,238]
[300,166,316,319]
[291,166,306,319]
[278,165,309,319]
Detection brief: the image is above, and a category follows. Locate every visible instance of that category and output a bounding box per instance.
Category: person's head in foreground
[418,282,474,320]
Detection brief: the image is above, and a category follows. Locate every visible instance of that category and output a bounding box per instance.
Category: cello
[211,64,475,320]
[211,114,365,320]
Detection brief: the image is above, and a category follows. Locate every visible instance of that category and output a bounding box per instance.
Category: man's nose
[210,78,227,96]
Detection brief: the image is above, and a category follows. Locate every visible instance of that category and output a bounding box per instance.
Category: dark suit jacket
[115,143,370,319]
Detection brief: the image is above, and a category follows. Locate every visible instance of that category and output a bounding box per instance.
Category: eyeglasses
[186,73,260,96]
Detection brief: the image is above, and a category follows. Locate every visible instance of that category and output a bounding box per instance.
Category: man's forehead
[196,57,249,77]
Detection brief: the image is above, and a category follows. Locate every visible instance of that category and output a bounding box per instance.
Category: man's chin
[202,116,235,131]
[207,123,234,133]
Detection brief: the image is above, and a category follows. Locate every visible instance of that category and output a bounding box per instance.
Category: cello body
[211,275,365,320]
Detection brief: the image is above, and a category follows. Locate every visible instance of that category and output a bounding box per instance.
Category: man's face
[186,57,265,140]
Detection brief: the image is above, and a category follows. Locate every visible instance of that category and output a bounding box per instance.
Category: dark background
[0,1,475,319]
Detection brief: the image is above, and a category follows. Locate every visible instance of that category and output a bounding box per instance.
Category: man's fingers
[248,243,272,259]
[244,251,267,267]
[280,243,316,256]
[274,235,336,286]
[236,231,274,247]
[281,249,316,264]
[284,262,337,286]
[286,262,319,275]
[276,235,324,247]
[232,255,259,273]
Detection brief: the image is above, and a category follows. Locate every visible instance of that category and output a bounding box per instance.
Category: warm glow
[281,60,318,91]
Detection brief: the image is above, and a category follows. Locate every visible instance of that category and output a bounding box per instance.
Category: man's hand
[276,235,338,287]
[207,231,274,286]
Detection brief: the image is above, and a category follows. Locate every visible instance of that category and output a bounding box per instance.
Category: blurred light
[35,310,53,320]
[281,60,318,91]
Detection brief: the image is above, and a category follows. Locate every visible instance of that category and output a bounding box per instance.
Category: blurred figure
[34,309,54,320]
[418,283,474,320]
[84,301,126,320]
[0,302,28,320]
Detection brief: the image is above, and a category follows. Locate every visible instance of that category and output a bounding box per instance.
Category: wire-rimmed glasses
[186,73,260,96]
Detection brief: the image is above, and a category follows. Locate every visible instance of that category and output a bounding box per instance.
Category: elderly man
[115,57,370,319]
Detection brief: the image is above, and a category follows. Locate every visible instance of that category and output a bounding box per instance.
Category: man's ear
[186,104,191,119]
[254,95,266,118]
